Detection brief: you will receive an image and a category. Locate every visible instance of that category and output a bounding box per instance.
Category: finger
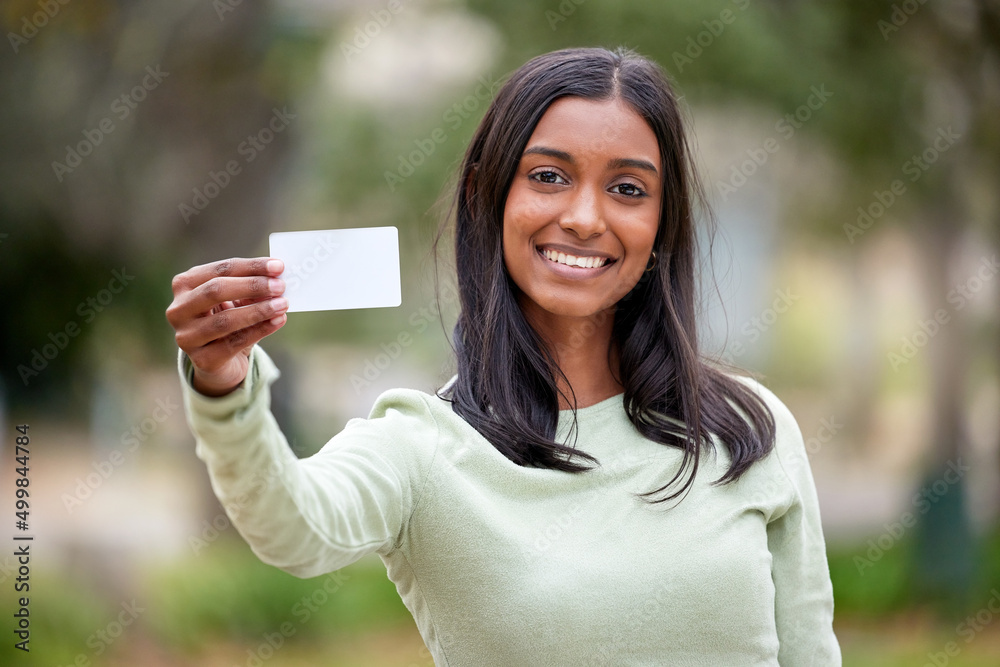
[231,295,274,309]
[176,297,288,351]
[213,294,270,314]
[170,275,285,325]
[171,257,283,296]
[168,257,284,327]
[189,313,288,373]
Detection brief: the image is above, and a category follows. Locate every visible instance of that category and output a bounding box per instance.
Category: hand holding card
[268,227,401,312]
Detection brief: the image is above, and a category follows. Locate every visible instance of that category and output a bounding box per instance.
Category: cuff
[177,346,281,441]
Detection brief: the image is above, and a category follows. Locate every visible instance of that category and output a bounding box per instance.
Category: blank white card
[268,227,401,312]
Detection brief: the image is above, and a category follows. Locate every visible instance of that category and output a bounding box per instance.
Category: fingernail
[272,297,288,312]
[267,259,283,274]
[270,314,286,326]
[269,278,284,295]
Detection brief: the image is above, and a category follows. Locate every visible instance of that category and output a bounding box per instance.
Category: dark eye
[613,183,645,197]
[531,170,566,185]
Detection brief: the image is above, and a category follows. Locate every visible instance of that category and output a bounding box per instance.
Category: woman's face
[502,96,663,326]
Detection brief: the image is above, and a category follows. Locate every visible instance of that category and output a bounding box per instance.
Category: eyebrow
[522,146,659,175]
[608,157,659,175]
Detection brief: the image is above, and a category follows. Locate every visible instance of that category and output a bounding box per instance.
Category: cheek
[501,213,522,270]
[625,214,660,255]
[616,259,649,298]
[501,210,534,285]
[505,182,558,231]
[503,192,548,257]
[619,217,660,286]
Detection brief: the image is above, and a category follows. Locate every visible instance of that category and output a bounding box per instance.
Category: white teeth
[542,249,607,268]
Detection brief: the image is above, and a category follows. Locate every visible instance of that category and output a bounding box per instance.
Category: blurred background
[1,0,999,664]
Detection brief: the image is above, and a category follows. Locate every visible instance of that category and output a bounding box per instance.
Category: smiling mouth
[540,248,615,269]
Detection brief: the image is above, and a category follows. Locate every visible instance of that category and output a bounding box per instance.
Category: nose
[558,185,606,239]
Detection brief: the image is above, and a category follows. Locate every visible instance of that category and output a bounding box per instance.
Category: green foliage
[829,534,915,616]
[0,542,413,664]
[469,0,920,173]
[144,539,412,653]
[829,525,1000,619]
[0,567,110,665]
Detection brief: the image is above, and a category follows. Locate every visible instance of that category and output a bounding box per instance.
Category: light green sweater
[180,346,841,666]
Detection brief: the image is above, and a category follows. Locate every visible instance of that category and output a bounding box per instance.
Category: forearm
[179,346,400,577]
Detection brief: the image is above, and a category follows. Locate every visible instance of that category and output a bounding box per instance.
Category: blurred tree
[900,0,1000,605]
[0,0,304,407]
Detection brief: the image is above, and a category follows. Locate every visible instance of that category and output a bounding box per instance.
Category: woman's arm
[167,257,435,577]
[180,345,437,577]
[763,392,842,666]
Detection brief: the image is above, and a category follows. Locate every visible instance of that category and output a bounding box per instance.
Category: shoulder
[315,387,454,507]
[728,373,803,442]
[364,385,452,432]
[353,383,477,457]
[724,373,813,497]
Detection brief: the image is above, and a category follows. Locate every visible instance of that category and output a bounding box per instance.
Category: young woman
[167,47,841,665]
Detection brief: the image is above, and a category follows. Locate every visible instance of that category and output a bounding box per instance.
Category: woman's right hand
[166,257,288,397]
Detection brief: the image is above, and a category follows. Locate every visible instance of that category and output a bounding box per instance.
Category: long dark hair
[440,46,775,503]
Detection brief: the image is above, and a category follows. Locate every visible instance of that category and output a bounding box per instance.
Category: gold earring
[645,251,657,272]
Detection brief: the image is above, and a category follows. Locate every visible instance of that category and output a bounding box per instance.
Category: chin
[525,295,616,322]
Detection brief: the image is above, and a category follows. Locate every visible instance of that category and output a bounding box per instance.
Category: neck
[522,304,623,410]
